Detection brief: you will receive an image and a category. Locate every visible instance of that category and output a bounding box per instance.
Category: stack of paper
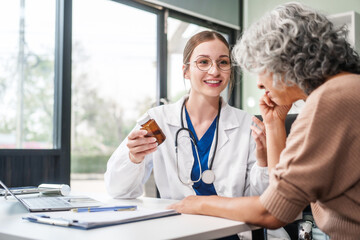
[23,207,179,229]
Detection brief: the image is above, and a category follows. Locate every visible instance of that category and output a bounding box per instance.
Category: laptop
[0,180,102,212]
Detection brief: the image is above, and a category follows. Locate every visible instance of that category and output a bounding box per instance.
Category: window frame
[0,0,72,186]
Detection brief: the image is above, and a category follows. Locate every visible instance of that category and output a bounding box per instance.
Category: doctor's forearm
[199,196,285,228]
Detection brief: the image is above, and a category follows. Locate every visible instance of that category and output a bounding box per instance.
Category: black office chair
[254,114,298,136]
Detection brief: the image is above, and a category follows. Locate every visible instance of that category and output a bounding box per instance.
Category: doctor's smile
[203,79,222,87]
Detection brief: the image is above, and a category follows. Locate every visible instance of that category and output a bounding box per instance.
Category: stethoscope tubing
[175,98,221,185]
[175,127,202,184]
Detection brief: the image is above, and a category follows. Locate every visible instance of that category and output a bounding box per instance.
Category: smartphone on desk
[0,186,39,196]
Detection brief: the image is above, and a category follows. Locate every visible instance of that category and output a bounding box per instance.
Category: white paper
[24,207,178,229]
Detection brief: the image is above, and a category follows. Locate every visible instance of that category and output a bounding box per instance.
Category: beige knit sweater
[260,73,360,239]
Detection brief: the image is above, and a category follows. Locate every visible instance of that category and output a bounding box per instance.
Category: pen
[71,205,137,213]
[24,215,70,227]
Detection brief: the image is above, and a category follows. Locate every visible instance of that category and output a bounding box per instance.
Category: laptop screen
[0,180,102,212]
[0,180,25,202]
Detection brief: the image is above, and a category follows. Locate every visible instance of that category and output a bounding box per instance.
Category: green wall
[242,0,360,114]
[145,0,240,28]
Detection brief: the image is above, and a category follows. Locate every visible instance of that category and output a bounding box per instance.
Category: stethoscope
[175,98,221,185]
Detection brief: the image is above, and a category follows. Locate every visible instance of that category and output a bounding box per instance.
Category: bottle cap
[137,112,151,126]
[59,184,71,196]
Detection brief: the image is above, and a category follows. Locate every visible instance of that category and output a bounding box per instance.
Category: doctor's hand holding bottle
[126,129,158,164]
[127,113,167,164]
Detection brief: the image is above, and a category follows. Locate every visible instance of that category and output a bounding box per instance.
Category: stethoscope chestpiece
[201,170,215,184]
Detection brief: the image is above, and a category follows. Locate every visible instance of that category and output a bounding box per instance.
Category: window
[71,0,157,194]
[0,0,56,149]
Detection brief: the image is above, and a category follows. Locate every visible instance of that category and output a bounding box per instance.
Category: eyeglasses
[186,56,231,72]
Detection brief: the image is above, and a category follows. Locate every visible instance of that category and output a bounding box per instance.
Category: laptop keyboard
[24,197,72,209]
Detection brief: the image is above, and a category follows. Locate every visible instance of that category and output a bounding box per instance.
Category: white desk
[0,193,258,240]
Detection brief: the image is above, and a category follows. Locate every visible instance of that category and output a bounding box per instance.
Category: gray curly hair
[233,2,360,94]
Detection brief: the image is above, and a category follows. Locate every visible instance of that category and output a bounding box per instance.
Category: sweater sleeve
[260,78,360,223]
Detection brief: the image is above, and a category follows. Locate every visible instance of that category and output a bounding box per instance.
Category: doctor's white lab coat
[105,96,269,200]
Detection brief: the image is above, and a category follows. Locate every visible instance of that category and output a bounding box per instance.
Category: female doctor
[104,31,269,200]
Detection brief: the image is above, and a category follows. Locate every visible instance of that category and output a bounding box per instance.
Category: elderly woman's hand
[259,93,292,125]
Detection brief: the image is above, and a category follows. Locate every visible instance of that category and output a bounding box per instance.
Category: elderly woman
[169,2,360,239]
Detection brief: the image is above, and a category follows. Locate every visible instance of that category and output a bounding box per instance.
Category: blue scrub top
[185,108,217,196]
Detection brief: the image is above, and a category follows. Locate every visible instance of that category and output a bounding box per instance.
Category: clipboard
[22,206,180,229]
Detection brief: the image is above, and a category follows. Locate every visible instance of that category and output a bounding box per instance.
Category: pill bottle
[38,184,71,196]
[137,113,166,146]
